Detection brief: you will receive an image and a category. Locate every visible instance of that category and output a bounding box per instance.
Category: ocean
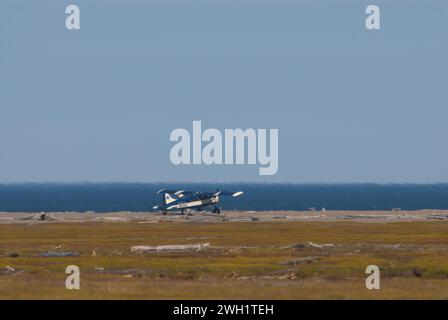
[0,183,448,212]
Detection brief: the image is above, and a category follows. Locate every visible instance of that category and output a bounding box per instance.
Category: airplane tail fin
[163,193,177,205]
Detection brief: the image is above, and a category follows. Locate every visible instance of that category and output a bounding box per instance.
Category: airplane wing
[215,191,244,197]
[157,189,243,197]
[157,189,196,196]
[157,189,176,194]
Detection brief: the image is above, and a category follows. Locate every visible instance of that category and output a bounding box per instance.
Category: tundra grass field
[0,213,448,299]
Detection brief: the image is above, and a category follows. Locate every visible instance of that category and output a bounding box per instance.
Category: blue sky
[0,0,447,183]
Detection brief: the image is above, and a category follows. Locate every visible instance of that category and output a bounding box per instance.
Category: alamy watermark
[169,121,279,175]
[64,4,380,31]
[65,265,80,290]
[365,265,380,290]
[65,5,80,30]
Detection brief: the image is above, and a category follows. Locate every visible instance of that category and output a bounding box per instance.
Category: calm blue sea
[0,183,448,212]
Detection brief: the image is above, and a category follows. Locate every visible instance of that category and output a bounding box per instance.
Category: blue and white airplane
[153,189,244,216]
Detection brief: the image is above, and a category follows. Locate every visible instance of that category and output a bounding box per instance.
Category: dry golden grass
[0,220,447,299]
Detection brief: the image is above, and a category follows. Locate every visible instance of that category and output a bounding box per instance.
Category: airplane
[153,189,244,216]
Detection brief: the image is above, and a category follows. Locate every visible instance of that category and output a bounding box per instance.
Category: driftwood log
[131,243,210,253]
